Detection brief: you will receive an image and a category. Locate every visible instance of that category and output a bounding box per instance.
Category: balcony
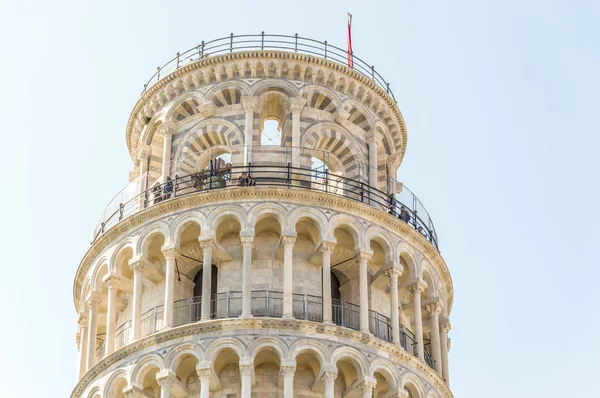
[93,164,439,250]
[96,290,435,369]
[140,33,397,102]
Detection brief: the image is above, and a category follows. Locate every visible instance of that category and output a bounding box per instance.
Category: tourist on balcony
[151,183,162,204]
[163,176,173,200]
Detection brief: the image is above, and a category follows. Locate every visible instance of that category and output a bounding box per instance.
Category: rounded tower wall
[73,38,453,398]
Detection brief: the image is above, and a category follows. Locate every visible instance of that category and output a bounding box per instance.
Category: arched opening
[293,349,322,396]
[260,92,287,146]
[139,365,161,397]
[213,348,242,396]
[192,264,218,318]
[310,154,344,195]
[335,358,360,398]
[174,354,200,396]
[253,347,282,395]
[331,272,341,300]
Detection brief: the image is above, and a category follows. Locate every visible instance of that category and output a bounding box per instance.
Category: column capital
[360,377,377,392]
[128,257,146,273]
[198,102,216,118]
[156,370,175,387]
[240,236,255,248]
[239,363,253,376]
[440,318,451,332]
[77,312,89,326]
[86,291,103,308]
[334,109,350,124]
[289,98,307,113]
[282,235,296,248]
[366,132,383,146]
[320,240,337,254]
[158,121,176,137]
[426,302,443,316]
[241,96,259,111]
[320,370,338,383]
[385,266,402,278]
[161,245,180,260]
[102,274,119,289]
[280,365,296,377]
[358,251,372,262]
[198,238,215,252]
[135,145,151,161]
[196,366,212,379]
[407,281,427,294]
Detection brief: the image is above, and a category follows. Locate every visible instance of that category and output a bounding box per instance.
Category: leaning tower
[72,33,453,398]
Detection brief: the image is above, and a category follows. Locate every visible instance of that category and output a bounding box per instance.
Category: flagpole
[347,13,353,68]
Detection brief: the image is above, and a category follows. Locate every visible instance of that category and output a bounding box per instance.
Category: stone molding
[71,317,452,398]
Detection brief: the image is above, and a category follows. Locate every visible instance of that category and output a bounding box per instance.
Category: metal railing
[105,290,434,370]
[141,33,396,102]
[92,164,439,249]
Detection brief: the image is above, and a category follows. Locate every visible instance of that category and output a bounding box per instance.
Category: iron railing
[100,290,434,369]
[141,33,396,102]
[92,164,439,249]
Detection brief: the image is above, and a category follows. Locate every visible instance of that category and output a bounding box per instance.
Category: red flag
[347,13,353,68]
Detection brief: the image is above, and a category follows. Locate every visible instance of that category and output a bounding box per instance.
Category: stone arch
[425,389,441,398]
[246,203,288,231]
[298,85,342,113]
[102,369,129,398]
[169,211,208,246]
[287,339,330,366]
[135,221,171,257]
[374,121,395,158]
[130,353,166,386]
[250,78,299,98]
[397,242,418,279]
[165,91,207,123]
[204,337,246,365]
[91,257,109,291]
[401,372,425,398]
[329,214,364,251]
[330,346,369,380]
[173,118,243,175]
[207,205,247,233]
[288,206,330,241]
[205,80,252,101]
[365,226,397,264]
[368,359,399,392]
[302,122,367,181]
[246,336,288,363]
[86,386,101,398]
[340,99,376,133]
[109,238,136,274]
[421,266,438,299]
[165,342,204,371]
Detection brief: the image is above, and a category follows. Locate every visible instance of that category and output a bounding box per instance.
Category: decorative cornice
[73,188,453,314]
[70,318,452,398]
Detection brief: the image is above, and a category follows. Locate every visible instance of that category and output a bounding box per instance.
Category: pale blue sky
[0,1,598,397]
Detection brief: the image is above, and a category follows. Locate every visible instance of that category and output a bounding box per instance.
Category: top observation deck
[141,33,398,101]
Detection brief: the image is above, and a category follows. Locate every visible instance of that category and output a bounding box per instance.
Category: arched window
[331,272,341,300]
[261,119,281,145]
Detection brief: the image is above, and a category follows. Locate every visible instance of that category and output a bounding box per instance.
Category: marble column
[197,367,212,398]
[162,245,179,328]
[321,241,336,324]
[240,363,253,398]
[104,276,118,355]
[440,318,451,384]
[199,240,214,321]
[361,378,376,398]
[387,267,401,346]
[323,371,337,398]
[427,302,443,375]
[408,282,426,360]
[77,313,89,378]
[157,373,173,398]
[358,252,372,333]
[85,297,99,370]
[128,260,144,341]
[241,97,258,164]
[137,146,150,209]
[160,124,174,182]
[289,98,306,168]
[281,365,296,398]
[282,236,296,319]
[366,135,381,204]
[240,236,254,318]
